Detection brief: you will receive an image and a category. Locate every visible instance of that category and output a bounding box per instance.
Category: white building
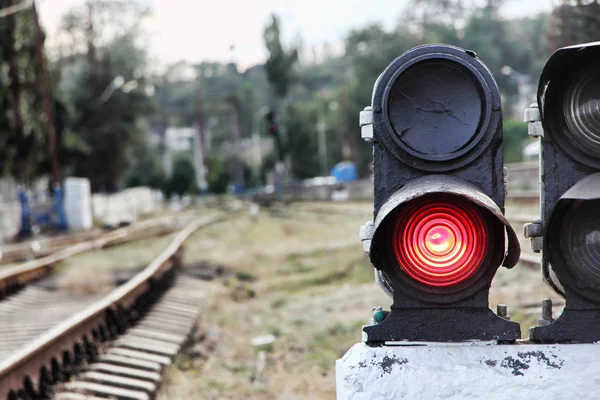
[156,126,207,191]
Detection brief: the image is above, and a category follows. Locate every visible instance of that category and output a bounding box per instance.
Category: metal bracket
[359,106,373,142]
[359,221,374,254]
[524,103,543,138]
[523,219,543,253]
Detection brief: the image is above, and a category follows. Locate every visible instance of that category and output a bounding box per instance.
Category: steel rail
[0,210,199,265]
[0,231,101,264]
[0,214,222,399]
[0,213,196,299]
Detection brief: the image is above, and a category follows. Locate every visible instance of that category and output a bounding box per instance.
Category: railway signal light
[528,42,600,343]
[359,44,521,344]
[265,109,279,137]
[264,109,284,162]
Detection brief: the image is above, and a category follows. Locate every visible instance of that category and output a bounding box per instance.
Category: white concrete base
[64,177,92,231]
[337,342,600,399]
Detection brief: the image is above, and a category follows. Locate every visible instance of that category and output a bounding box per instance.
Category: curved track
[0,214,223,399]
[0,214,195,301]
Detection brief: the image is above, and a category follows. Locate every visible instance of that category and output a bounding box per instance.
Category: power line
[0,0,32,19]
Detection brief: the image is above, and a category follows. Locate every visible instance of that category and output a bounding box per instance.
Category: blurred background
[2,0,598,211]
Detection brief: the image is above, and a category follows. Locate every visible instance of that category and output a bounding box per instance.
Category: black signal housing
[363,44,521,344]
[530,42,600,342]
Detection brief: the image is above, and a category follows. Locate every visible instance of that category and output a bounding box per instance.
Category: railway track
[0,231,101,265]
[52,275,205,400]
[0,214,223,400]
[0,213,197,301]
[0,212,197,266]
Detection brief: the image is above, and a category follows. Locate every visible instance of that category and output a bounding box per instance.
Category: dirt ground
[158,202,561,400]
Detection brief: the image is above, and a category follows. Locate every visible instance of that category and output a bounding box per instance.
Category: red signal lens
[393,197,487,287]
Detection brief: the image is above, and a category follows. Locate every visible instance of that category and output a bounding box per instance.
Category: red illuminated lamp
[393,198,487,287]
[267,123,278,136]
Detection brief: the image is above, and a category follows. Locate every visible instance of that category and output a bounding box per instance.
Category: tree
[404,0,470,43]
[334,24,418,175]
[58,0,154,192]
[0,1,55,183]
[164,156,196,197]
[159,1,555,185]
[206,154,230,194]
[551,0,600,48]
[503,118,528,163]
[263,14,298,99]
[125,138,165,189]
[262,14,301,177]
[286,103,320,179]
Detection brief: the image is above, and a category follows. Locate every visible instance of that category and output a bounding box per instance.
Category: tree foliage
[4,0,595,197]
[551,0,600,47]
[263,14,299,99]
[58,0,154,192]
[0,1,65,182]
[503,118,528,163]
[164,155,196,197]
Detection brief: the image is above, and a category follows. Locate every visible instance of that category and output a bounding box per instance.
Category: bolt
[359,221,374,254]
[359,106,374,142]
[524,103,540,123]
[497,304,510,321]
[531,237,543,253]
[528,121,544,138]
[359,221,374,241]
[524,104,543,138]
[537,298,553,326]
[359,106,373,125]
[523,220,543,238]
[372,306,386,324]
[542,298,553,321]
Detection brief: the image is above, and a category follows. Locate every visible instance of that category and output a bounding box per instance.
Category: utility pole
[251,109,266,185]
[196,85,206,156]
[229,98,246,193]
[195,85,208,192]
[317,104,328,176]
[32,0,60,185]
[192,125,208,192]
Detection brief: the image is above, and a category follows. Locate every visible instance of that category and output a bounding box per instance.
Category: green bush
[164,156,196,197]
[503,118,528,164]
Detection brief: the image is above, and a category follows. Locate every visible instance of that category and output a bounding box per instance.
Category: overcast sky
[39,0,553,70]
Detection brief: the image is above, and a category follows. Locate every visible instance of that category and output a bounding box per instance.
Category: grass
[158,209,388,400]
[157,202,560,399]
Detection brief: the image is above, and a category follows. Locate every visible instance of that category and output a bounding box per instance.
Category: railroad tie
[52,275,205,399]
